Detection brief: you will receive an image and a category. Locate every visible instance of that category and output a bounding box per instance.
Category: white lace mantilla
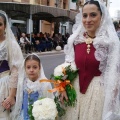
[0,40,8,61]
[24,78,42,93]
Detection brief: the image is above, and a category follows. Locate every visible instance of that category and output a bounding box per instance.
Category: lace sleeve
[101,42,120,120]
[64,44,75,62]
[9,66,18,88]
[8,40,23,88]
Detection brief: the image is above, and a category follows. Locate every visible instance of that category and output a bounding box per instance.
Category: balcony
[21,0,29,3]
[0,0,30,3]
[0,0,13,1]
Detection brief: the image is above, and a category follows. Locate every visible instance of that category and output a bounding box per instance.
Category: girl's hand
[2,96,15,110]
[59,91,68,104]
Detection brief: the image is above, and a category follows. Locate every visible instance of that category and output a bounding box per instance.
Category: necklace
[85,38,93,54]
[86,33,96,39]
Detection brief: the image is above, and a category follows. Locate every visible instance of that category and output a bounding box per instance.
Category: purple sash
[0,60,10,73]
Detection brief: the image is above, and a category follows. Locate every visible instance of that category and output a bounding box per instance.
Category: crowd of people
[18,32,69,54]
[1,0,120,120]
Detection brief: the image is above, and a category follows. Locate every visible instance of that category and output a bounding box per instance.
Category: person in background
[117,27,120,39]
[31,33,37,51]
[113,21,120,40]
[11,23,19,40]
[20,33,31,54]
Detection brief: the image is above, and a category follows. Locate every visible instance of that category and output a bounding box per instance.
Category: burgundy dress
[74,43,101,94]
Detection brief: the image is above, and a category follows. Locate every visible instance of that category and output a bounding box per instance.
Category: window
[35,0,40,4]
[21,0,29,3]
[47,0,50,6]
[63,0,67,9]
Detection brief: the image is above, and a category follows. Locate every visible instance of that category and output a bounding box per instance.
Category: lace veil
[13,53,52,120]
[0,10,24,118]
[0,10,23,69]
[64,0,120,120]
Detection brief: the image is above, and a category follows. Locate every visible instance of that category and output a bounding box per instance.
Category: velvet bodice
[74,43,101,94]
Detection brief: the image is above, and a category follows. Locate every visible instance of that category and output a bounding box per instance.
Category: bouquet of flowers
[40,63,78,117]
[28,98,58,120]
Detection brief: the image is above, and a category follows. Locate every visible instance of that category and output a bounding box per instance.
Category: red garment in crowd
[74,43,101,94]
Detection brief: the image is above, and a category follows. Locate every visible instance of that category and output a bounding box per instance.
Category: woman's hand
[59,91,68,104]
[2,96,15,110]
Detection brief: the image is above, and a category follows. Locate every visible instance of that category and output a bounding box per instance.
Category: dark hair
[113,21,119,30]
[0,13,6,25]
[25,54,41,67]
[83,0,102,16]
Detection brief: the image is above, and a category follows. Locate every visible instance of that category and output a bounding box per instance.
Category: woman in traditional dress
[59,0,120,120]
[0,10,23,120]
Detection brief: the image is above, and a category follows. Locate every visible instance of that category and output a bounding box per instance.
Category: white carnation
[54,63,77,76]
[32,98,58,120]
[54,64,64,76]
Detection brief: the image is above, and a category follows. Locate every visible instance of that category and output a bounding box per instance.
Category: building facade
[0,0,77,36]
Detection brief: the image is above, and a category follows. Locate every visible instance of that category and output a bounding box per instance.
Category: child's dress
[22,77,54,120]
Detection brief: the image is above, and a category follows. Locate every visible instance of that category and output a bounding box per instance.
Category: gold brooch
[85,38,93,54]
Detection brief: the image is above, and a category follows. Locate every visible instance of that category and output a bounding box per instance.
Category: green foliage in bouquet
[54,96,66,117]
[50,74,63,81]
[28,99,35,120]
[65,65,78,82]
[65,85,77,106]
[51,65,78,116]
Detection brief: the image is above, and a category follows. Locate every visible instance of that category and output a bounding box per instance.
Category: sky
[109,0,120,18]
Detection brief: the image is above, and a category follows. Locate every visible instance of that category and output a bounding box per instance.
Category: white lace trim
[0,40,8,61]
[24,77,41,92]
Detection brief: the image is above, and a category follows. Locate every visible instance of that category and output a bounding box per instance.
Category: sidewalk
[23,50,64,57]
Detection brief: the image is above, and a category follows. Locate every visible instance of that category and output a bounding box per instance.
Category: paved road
[39,53,65,79]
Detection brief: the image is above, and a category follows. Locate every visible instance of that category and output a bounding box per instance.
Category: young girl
[14,54,54,120]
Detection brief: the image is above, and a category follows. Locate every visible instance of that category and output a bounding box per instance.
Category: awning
[0,2,78,21]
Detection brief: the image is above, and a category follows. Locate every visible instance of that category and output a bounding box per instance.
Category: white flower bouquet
[40,63,78,117]
[28,98,58,120]
[52,63,78,116]
[54,63,77,77]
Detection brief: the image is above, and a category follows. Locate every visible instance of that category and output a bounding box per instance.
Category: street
[39,53,65,79]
